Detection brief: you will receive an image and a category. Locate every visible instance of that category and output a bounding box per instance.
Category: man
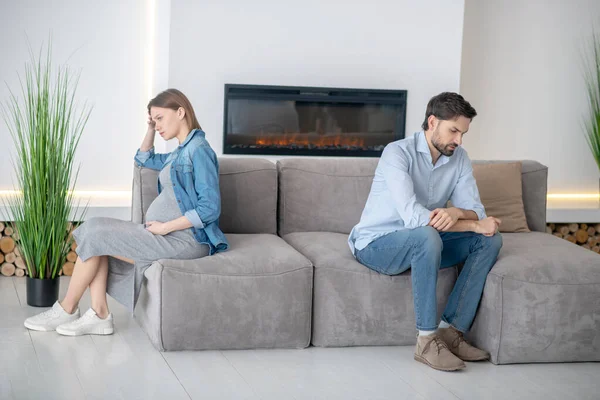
[348,92,502,371]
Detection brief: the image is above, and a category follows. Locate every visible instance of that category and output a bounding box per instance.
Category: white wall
[460,0,600,194]
[167,0,466,155]
[0,0,150,193]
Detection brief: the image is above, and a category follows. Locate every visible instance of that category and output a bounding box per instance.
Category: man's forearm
[445,219,478,233]
[457,208,479,221]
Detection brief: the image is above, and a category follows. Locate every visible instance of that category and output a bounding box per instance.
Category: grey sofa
[132,157,600,365]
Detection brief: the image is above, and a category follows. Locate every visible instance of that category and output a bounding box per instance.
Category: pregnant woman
[24,88,228,336]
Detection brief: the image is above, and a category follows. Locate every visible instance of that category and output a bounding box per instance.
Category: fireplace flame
[255,133,365,148]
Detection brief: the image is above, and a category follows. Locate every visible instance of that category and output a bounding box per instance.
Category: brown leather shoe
[437,326,490,361]
[414,334,466,371]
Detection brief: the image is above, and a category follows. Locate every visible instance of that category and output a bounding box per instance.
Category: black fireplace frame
[222,84,407,157]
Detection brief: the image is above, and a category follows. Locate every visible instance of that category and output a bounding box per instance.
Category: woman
[24,88,228,336]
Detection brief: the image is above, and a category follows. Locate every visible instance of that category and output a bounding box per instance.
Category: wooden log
[12,231,19,241]
[553,232,563,239]
[593,246,600,254]
[62,262,75,276]
[580,223,588,231]
[568,223,579,233]
[4,252,16,264]
[66,221,73,232]
[576,229,589,244]
[66,251,78,263]
[565,235,577,244]
[1,263,15,277]
[14,268,24,277]
[595,224,600,233]
[13,246,21,257]
[582,244,591,250]
[3,226,13,236]
[0,253,3,264]
[587,227,596,236]
[558,225,570,236]
[588,236,599,247]
[71,242,77,251]
[549,223,555,231]
[0,222,4,232]
[14,257,25,270]
[0,237,15,253]
[546,226,553,234]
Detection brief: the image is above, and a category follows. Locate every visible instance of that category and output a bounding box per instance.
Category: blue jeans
[355,226,502,332]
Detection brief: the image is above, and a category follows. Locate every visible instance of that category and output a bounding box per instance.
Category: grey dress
[72,162,210,312]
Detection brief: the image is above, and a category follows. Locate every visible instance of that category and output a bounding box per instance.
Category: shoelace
[422,336,449,355]
[38,308,59,319]
[447,329,466,349]
[69,311,96,326]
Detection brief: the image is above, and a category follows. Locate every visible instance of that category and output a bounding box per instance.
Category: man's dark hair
[421,92,477,131]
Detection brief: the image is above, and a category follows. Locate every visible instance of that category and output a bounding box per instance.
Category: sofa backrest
[277,158,548,236]
[132,158,277,234]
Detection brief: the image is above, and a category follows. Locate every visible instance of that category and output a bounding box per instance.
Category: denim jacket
[134,129,229,255]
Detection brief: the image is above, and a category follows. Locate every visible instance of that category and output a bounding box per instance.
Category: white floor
[1,276,599,400]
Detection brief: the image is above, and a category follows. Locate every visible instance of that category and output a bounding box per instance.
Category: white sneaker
[24,301,80,332]
[56,308,114,336]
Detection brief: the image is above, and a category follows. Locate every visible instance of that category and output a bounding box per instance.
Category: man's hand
[428,207,462,231]
[475,217,502,236]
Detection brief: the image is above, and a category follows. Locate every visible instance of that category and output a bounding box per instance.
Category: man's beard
[432,128,457,157]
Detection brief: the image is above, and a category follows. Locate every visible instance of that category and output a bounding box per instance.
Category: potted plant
[1,43,90,306]
[583,31,600,206]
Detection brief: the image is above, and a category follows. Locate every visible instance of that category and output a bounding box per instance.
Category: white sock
[418,330,436,337]
[438,320,451,329]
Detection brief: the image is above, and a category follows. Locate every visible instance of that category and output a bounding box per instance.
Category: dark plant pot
[26,276,60,307]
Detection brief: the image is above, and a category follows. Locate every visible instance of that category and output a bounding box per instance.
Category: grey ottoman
[468,232,600,364]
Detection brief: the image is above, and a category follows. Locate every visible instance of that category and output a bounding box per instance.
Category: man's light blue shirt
[348,131,486,254]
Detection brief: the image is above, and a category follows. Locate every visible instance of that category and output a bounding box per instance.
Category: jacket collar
[178,128,205,148]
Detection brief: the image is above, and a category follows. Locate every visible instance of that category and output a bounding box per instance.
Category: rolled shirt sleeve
[449,151,487,221]
[184,209,205,229]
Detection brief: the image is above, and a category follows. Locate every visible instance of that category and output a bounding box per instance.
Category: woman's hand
[147,114,156,133]
[145,221,171,235]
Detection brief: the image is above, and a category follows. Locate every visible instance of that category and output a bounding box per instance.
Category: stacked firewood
[546,223,600,253]
[0,222,79,277]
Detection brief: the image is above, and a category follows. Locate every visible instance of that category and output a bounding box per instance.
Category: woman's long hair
[147,88,201,130]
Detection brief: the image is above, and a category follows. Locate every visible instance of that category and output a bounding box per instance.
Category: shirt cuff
[134,147,154,165]
[184,209,205,229]
[410,206,432,228]
[473,207,487,221]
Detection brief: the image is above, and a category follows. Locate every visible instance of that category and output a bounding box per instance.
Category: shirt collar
[416,130,450,168]
[178,128,204,148]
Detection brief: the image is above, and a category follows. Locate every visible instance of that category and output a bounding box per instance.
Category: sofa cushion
[277,158,379,236]
[468,232,600,364]
[219,158,277,234]
[132,158,278,234]
[277,158,548,236]
[472,162,529,232]
[136,233,314,351]
[283,231,457,346]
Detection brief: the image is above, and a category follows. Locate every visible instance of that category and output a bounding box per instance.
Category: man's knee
[412,226,443,252]
[481,232,503,254]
